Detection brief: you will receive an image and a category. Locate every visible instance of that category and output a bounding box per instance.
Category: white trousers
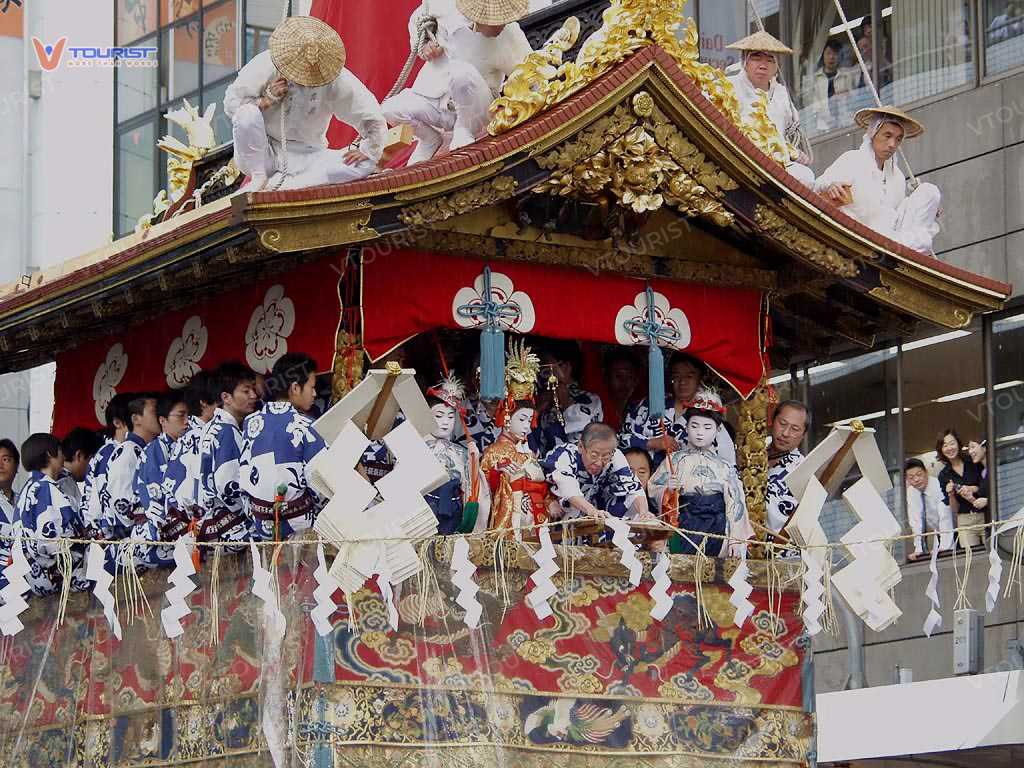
[231,103,377,191]
[382,61,492,164]
[890,182,942,254]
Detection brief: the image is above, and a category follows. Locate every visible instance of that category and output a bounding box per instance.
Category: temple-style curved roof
[0,29,1009,372]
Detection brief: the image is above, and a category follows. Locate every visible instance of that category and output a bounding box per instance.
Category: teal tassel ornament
[621,284,682,423]
[648,338,666,421]
[455,264,520,401]
[479,327,506,400]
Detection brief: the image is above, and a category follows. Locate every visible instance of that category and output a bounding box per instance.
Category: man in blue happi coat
[163,371,218,542]
[240,353,327,541]
[197,361,259,552]
[81,392,134,539]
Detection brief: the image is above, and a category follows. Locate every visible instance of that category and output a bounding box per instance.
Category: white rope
[264,0,293,192]
[831,0,919,187]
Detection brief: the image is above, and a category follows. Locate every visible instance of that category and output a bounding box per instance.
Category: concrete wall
[808,70,1024,294]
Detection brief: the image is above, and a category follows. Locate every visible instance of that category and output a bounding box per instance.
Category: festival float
[0,0,1012,766]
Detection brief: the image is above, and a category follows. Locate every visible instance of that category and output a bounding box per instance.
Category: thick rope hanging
[386,4,438,101]
[831,0,918,187]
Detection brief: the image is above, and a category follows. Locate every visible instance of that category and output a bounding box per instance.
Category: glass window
[992,312,1024,522]
[984,0,1024,76]
[167,0,199,24]
[117,0,158,44]
[789,0,871,139]
[162,21,201,100]
[203,1,239,85]
[886,3,974,106]
[117,120,157,237]
[202,77,233,145]
[116,36,159,122]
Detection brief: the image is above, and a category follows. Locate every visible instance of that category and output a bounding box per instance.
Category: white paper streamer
[923,543,942,637]
[249,542,285,633]
[160,537,197,639]
[648,553,673,621]
[800,549,827,636]
[311,542,341,636]
[728,557,755,628]
[527,526,559,621]
[606,517,642,586]
[86,542,122,639]
[373,544,399,631]
[0,533,31,636]
[986,539,1002,614]
[451,536,482,629]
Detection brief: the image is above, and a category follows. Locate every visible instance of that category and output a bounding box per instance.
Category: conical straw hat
[855,105,925,138]
[269,16,345,88]
[456,0,530,26]
[726,30,794,55]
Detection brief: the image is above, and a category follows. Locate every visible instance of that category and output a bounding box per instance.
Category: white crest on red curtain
[93,343,128,424]
[164,315,208,389]
[451,271,536,333]
[614,290,691,349]
[245,284,295,373]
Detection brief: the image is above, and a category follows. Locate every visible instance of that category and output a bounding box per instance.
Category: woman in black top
[963,438,989,513]
[935,428,983,547]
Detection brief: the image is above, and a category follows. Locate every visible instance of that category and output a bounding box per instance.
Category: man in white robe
[814,106,942,254]
[725,31,815,187]
[224,16,387,192]
[382,0,532,164]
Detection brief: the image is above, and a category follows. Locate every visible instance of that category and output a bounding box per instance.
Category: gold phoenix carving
[736,385,770,556]
[533,99,737,225]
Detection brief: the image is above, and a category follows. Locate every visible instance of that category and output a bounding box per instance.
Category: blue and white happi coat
[129,432,178,569]
[535,385,604,459]
[0,489,16,568]
[541,443,645,521]
[14,471,90,596]
[455,397,502,454]
[766,447,804,535]
[81,437,117,539]
[617,395,737,469]
[164,416,206,526]
[56,468,82,515]
[197,408,251,549]
[102,433,148,541]
[239,401,327,540]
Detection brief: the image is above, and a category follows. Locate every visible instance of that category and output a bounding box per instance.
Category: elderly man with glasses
[765,400,811,538]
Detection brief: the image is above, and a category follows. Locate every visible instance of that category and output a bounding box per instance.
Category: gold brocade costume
[481,431,553,536]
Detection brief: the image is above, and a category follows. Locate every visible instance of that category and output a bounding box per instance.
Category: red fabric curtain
[311,0,423,150]
[361,249,766,398]
[51,254,347,435]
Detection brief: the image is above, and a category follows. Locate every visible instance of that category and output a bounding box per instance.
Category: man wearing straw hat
[725,30,815,187]
[224,16,388,192]
[813,106,942,254]
[382,0,532,164]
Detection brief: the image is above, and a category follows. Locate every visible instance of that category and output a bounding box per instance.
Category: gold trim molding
[869,273,973,329]
[754,206,860,278]
[396,176,519,227]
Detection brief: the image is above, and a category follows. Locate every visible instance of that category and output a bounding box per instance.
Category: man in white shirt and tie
[905,458,954,561]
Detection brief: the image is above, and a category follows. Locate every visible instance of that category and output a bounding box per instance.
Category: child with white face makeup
[423,376,491,535]
[647,388,753,558]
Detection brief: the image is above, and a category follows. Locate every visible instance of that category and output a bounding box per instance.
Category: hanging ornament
[455,265,522,401]
[620,285,683,421]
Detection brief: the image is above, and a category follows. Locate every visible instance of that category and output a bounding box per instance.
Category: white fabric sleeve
[906,485,925,554]
[813,149,858,193]
[223,50,276,119]
[329,69,389,164]
[500,23,533,74]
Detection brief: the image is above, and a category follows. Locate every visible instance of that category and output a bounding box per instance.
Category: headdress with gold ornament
[426,374,467,412]
[269,16,346,88]
[682,386,727,423]
[456,0,530,27]
[498,339,540,428]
